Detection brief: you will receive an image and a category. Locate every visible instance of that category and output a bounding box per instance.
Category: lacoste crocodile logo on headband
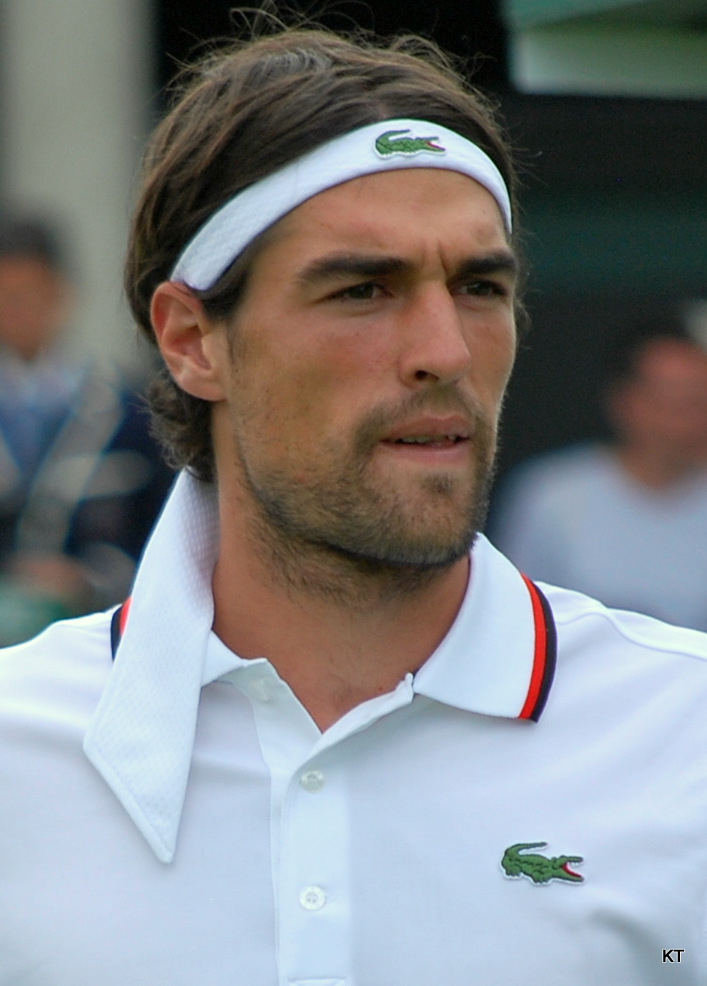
[501,842,584,885]
[374,128,446,157]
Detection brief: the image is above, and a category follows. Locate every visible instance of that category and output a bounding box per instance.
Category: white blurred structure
[0,0,155,366]
[502,0,707,99]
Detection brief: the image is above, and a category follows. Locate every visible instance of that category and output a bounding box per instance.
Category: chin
[331,511,481,571]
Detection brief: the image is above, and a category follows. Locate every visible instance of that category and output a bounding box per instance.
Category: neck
[617,446,703,489]
[211,486,471,730]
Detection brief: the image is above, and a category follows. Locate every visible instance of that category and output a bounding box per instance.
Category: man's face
[614,338,707,468]
[215,168,517,571]
[0,257,68,360]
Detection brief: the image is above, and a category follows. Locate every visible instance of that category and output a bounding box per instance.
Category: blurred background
[1,0,705,479]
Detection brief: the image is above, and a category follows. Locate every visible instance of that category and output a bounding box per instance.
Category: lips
[387,435,466,449]
[380,415,472,447]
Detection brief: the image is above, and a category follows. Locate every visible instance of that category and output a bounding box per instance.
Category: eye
[332,281,385,301]
[458,279,506,298]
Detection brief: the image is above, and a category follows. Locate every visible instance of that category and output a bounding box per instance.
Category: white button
[300,770,324,792]
[299,886,326,910]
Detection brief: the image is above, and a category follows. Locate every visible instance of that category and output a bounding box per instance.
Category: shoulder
[0,610,114,725]
[541,580,707,696]
[510,443,611,493]
[492,445,612,527]
[489,445,612,548]
[527,582,707,810]
[546,581,707,655]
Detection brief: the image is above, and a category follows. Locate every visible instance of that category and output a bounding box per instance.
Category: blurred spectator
[0,212,173,644]
[489,306,707,630]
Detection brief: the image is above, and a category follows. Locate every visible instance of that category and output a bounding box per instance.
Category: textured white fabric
[83,472,218,861]
[2,471,707,983]
[170,118,512,290]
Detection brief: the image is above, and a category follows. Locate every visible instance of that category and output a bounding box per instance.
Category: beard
[234,389,498,600]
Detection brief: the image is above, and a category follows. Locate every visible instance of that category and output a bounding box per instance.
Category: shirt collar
[413,540,555,722]
[84,470,555,863]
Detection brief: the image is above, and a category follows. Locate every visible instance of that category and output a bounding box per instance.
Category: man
[491,311,707,629]
[0,214,173,644]
[2,25,707,985]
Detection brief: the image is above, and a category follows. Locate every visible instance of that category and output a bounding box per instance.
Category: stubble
[233,387,498,606]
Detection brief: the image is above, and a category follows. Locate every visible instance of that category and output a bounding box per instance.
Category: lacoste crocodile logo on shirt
[501,842,584,885]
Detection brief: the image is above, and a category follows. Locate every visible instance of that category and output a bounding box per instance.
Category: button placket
[279,760,351,983]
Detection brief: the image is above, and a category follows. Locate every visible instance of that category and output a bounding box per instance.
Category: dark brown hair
[126,24,523,482]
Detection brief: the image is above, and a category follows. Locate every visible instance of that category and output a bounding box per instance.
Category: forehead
[0,257,60,301]
[261,168,510,262]
[637,339,707,383]
[0,256,55,281]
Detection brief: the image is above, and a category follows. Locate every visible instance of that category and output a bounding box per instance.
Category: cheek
[230,336,360,460]
[279,323,383,404]
[469,324,516,408]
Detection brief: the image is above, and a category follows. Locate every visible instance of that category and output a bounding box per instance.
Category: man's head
[604,311,707,478]
[126,25,522,484]
[0,215,72,361]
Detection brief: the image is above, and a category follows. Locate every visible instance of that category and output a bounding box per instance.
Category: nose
[397,285,473,388]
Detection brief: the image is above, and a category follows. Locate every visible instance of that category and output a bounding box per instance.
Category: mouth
[377,433,472,469]
[377,415,473,461]
[560,862,583,880]
[383,434,468,448]
[381,415,472,445]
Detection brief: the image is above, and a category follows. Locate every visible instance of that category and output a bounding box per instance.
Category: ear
[150,281,228,402]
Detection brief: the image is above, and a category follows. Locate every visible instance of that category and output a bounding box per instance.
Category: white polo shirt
[2,470,707,985]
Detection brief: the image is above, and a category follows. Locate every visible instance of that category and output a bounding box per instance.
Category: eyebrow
[296,254,410,287]
[453,251,519,281]
[296,249,519,288]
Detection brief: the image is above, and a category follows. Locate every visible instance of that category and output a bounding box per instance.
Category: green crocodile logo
[374,129,446,157]
[501,842,584,885]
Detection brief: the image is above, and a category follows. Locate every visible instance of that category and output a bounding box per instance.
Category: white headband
[170,118,512,291]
